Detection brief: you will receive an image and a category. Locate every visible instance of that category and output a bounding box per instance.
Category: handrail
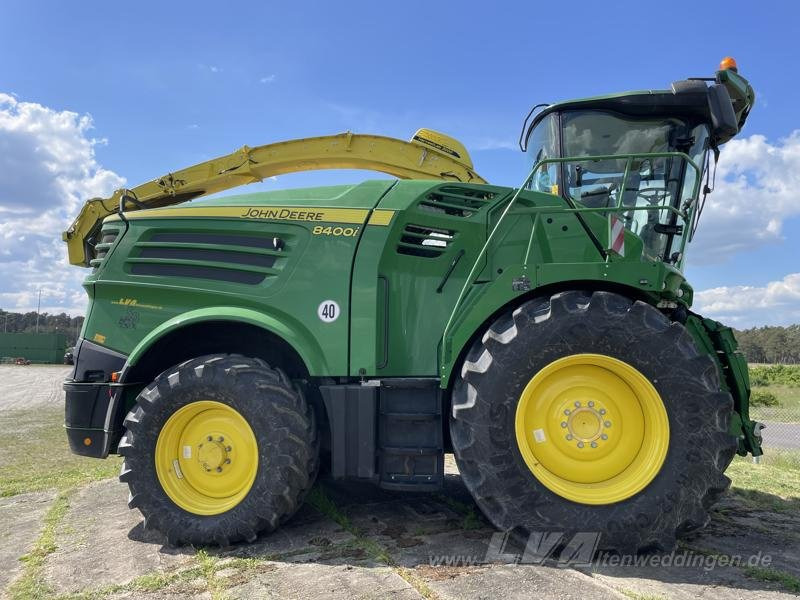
[440,151,702,367]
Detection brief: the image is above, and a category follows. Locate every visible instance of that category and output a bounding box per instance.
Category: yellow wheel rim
[155,400,258,515]
[514,353,669,505]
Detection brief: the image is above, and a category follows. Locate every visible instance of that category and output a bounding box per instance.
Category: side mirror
[707,84,738,143]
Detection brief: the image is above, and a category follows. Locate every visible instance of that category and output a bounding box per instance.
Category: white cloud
[694,273,800,327]
[259,74,276,84]
[470,138,517,151]
[690,131,800,263]
[197,64,222,74]
[0,93,124,315]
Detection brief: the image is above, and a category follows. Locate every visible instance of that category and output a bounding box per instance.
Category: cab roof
[525,83,713,144]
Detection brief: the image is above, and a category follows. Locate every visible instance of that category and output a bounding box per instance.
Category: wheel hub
[562,401,610,448]
[197,435,233,472]
[514,354,669,505]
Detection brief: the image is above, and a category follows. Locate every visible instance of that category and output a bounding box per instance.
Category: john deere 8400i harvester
[63,58,761,552]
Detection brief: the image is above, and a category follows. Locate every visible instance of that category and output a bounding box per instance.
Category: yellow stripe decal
[110,206,371,224]
[367,210,396,226]
[108,205,398,226]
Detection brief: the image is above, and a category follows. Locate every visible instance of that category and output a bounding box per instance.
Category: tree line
[0,310,84,345]
[734,325,800,365]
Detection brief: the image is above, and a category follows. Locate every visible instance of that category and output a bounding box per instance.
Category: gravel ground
[761,421,800,449]
[0,365,71,411]
[1,367,799,599]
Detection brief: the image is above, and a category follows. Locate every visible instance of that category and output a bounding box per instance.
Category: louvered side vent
[419,186,496,218]
[90,228,121,272]
[128,231,286,285]
[396,225,457,258]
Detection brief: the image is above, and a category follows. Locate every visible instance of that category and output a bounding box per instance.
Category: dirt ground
[1,366,799,599]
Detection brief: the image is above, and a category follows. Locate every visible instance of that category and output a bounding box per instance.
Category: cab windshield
[526,110,708,262]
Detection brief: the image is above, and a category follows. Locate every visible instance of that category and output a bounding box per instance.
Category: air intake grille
[396,225,456,258]
[419,186,496,218]
[128,231,285,285]
[89,228,121,272]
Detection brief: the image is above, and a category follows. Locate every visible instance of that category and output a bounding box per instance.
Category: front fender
[125,306,327,376]
[439,266,665,388]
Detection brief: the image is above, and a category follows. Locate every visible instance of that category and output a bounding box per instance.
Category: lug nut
[577,441,584,448]
[601,434,608,440]
[207,436,213,441]
[574,401,581,407]
[226,446,232,452]
[564,409,570,415]
[216,467,223,473]
[566,434,573,440]
[588,401,595,407]
[590,441,598,448]
[599,409,606,415]
[225,458,231,464]
[604,421,612,428]
[561,421,568,428]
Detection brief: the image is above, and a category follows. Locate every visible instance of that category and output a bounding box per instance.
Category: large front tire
[119,354,318,546]
[450,291,736,553]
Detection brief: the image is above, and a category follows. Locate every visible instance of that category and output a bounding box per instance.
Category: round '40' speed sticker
[317,300,340,323]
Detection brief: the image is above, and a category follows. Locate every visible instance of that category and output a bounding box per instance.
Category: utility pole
[35,289,41,334]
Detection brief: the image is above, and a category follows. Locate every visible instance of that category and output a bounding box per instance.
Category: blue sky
[1,1,799,326]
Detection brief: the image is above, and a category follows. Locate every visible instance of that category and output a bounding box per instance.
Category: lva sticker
[317,300,340,323]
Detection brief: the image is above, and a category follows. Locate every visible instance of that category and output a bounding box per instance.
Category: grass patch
[750,389,779,407]
[742,566,800,593]
[726,452,800,512]
[56,563,209,599]
[0,406,121,497]
[394,567,437,599]
[619,590,667,600]
[305,485,354,531]
[434,494,484,530]
[196,548,232,600]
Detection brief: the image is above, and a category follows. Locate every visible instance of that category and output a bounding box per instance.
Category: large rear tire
[450,291,736,553]
[119,354,318,546]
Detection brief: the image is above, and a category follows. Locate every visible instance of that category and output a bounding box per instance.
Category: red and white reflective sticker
[608,214,625,257]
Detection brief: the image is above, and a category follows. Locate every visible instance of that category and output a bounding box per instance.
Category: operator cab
[521,67,746,265]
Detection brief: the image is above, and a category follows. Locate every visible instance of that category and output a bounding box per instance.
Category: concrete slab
[590,562,796,600]
[228,562,422,600]
[42,479,194,595]
[0,490,56,592]
[423,563,624,600]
